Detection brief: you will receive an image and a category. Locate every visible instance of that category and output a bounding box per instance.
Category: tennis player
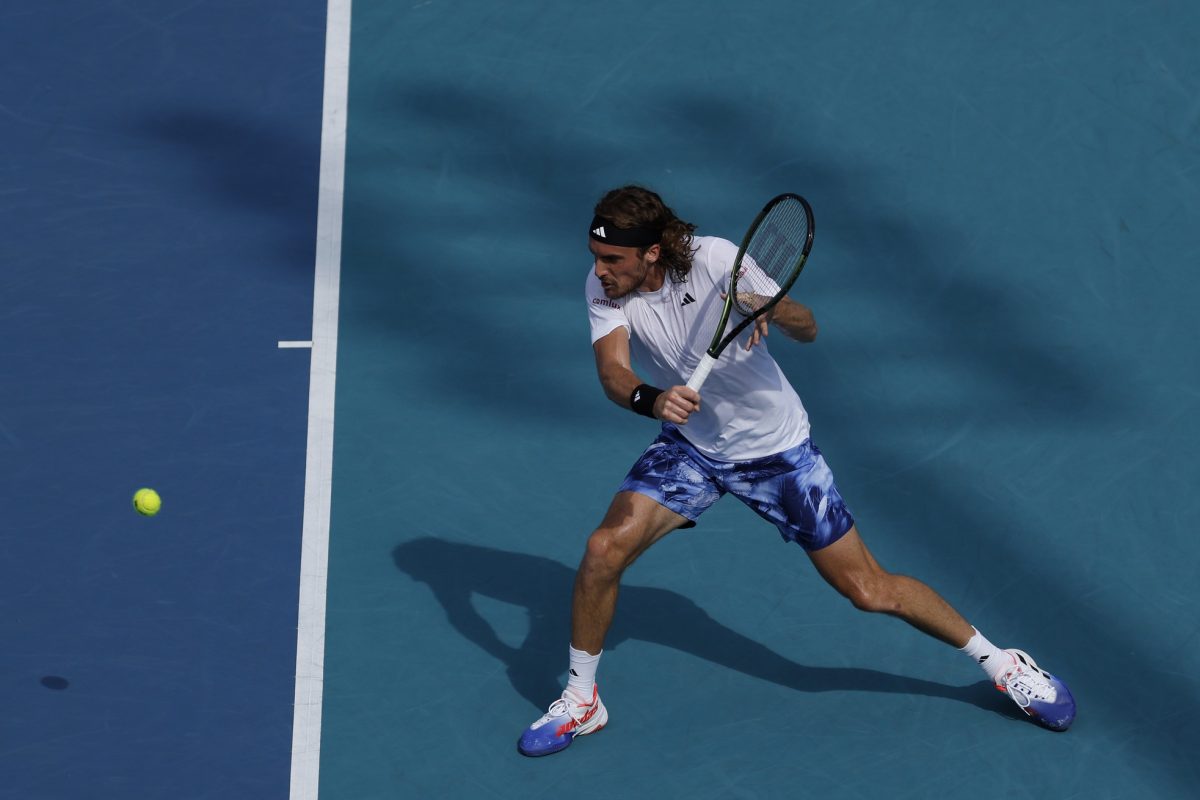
[517,185,1075,757]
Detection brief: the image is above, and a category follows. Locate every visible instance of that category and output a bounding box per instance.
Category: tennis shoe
[995,649,1076,731]
[517,685,608,757]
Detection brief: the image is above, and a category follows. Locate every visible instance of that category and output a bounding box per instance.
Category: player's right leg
[571,490,690,653]
[519,428,722,757]
[517,491,687,757]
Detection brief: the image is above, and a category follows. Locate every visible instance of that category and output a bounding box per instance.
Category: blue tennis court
[4,2,1198,798]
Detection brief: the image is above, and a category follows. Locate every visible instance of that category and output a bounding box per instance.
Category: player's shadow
[393,537,1014,719]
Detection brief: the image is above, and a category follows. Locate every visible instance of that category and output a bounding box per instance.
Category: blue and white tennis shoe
[517,685,608,757]
[995,649,1076,731]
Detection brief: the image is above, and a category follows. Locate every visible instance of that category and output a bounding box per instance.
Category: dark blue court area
[3,3,325,798]
[4,2,1199,799]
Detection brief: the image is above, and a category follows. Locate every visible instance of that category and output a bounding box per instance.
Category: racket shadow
[392,537,1015,721]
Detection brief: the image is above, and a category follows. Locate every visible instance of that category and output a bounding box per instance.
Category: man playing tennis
[517,185,1075,757]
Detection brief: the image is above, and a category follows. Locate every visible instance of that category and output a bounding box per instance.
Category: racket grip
[686,354,717,392]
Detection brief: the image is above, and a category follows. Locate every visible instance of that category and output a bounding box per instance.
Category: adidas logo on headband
[588,215,662,248]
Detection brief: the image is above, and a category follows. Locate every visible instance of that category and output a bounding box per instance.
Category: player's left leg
[807,525,973,646]
[719,437,1076,731]
[809,526,1076,731]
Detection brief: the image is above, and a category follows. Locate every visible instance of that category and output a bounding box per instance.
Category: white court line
[289,1,351,799]
[279,340,314,349]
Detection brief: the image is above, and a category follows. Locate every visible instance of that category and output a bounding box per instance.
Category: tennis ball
[133,488,162,516]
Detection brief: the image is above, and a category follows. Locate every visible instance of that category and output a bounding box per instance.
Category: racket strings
[733,197,811,317]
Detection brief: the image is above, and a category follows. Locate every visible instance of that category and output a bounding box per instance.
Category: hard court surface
[4,2,1198,798]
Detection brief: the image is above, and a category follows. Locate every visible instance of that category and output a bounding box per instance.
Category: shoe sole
[998,649,1076,732]
[516,704,608,757]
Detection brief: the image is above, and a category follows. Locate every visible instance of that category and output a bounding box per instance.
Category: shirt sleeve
[699,237,738,293]
[585,268,630,345]
[704,237,782,314]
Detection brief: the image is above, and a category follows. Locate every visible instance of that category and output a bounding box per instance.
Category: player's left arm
[746,296,817,349]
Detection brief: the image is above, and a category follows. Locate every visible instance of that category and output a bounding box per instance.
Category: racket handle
[686,354,718,392]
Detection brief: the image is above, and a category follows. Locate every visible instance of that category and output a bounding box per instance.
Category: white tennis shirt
[586,235,811,461]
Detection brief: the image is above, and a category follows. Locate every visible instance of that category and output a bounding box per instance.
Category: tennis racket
[686,193,815,391]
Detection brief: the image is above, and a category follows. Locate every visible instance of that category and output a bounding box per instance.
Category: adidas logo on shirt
[681,292,696,307]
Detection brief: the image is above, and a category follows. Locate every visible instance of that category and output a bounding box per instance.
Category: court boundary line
[289,1,352,798]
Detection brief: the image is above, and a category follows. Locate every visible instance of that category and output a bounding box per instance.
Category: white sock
[960,627,1011,683]
[566,644,601,701]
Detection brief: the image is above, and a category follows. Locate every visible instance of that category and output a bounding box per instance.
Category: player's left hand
[744,314,770,350]
[721,290,772,351]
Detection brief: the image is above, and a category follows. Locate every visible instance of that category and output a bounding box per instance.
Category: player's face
[590,241,661,298]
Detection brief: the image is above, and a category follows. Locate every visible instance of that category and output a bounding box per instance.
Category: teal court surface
[4,2,1199,798]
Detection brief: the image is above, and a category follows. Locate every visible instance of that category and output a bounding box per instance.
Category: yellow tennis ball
[133,488,162,516]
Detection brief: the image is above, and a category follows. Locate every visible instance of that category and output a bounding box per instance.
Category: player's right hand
[655,385,701,424]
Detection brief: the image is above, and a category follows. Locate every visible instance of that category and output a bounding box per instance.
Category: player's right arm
[592,328,700,424]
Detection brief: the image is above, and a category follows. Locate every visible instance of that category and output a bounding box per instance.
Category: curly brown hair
[594,185,697,283]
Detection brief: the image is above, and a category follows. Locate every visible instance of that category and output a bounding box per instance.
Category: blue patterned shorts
[618,425,855,551]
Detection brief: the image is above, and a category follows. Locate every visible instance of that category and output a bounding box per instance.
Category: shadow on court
[133,108,321,269]
[337,80,1128,432]
[392,537,1013,720]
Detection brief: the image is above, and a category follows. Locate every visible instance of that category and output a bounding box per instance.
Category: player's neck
[637,263,667,293]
